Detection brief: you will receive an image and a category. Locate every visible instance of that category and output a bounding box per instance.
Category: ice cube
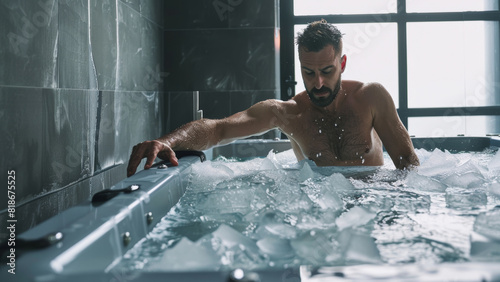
[148,237,220,271]
[336,206,376,231]
[194,187,268,215]
[251,210,298,239]
[290,229,341,265]
[211,224,259,253]
[418,149,459,178]
[393,191,431,213]
[488,182,500,197]
[256,237,294,258]
[338,228,382,264]
[445,188,487,210]
[299,161,316,182]
[301,179,343,211]
[326,173,355,192]
[405,171,447,192]
[443,172,485,188]
[473,208,500,240]
[274,149,298,168]
[260,152,278,170]
[470,231,500,259]
[488,150,500,171]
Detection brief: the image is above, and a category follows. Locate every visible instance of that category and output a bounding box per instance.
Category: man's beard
[306,78,341,108]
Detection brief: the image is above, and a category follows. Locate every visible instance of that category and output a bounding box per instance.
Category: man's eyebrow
[301,65,334,72]
[320,65,334,71]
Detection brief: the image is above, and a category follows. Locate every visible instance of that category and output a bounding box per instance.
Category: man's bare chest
[288,112,374,164]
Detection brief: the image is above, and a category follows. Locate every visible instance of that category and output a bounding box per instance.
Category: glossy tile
[0,0,58,88]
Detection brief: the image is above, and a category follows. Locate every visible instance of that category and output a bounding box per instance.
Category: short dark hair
[296,19,343,54]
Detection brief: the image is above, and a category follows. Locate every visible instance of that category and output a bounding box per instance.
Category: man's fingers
[144,150,158,170]
[169,150,179,166]
[127,143,144,177]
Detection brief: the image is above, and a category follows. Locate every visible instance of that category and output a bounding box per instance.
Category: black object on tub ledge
[91,184,141,204]
[153,150,206,168]
[91,151,205,205]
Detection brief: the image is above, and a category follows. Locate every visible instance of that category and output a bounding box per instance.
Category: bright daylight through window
[291,0,500,137]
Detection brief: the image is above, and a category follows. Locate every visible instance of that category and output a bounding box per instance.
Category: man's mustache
[311,87,333,95]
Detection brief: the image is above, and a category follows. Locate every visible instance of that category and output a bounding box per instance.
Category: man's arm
[368,83,419,169]
[127,99,282,176]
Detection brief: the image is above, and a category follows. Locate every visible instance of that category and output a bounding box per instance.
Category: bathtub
[2,137,500,282]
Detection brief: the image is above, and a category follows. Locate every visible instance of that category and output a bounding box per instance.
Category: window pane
[406,0,498,13]
[407,21,500,108]
[294,0,397,16]
[294,23,399,106]
[408,116,500,137]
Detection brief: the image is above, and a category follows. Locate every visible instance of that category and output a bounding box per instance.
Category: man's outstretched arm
[126,99,282,176]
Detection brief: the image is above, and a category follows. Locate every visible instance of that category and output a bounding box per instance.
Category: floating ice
[488,182,500,197]
[210,224,259,252]
[290,229,340,264]
[443,172,485,188]
[326,173,355,192]
[445,188,487,210]
[256,237,294,258]
[469,231,500,259]
[148,237,220,271]
[193,187,268,215]
[336,206,375,231]
[473,208,500,240]
[338,229,382,264]
[488,149,500,171]
[301,179,343,211]
[405,171,447,192]
[417,149,459,178]
[298,161,316,182]
[118,145,500,272]
[393,191,431,213]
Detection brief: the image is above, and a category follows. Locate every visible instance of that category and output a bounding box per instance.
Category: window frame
[280,0,500,133]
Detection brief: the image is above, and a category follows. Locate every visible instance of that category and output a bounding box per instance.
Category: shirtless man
[127,20,419,177]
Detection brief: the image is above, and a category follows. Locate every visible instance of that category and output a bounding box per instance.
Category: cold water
[116,147,500,272]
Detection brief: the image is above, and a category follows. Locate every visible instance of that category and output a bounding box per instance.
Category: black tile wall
[164,28,277,92]
[0,0,166,234]
[164,0,280,138]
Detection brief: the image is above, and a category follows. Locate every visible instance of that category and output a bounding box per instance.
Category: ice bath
[3,137,500,282]
[116,139,500,276]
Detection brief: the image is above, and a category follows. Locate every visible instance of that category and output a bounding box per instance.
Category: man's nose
[314,75,324,89]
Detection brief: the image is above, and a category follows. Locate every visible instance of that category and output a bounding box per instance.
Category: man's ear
[341,55,347,73]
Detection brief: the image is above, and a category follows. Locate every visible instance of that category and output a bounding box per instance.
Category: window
[281,0,500,137]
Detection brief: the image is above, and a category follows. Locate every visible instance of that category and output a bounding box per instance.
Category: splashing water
[116,148,500,272]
